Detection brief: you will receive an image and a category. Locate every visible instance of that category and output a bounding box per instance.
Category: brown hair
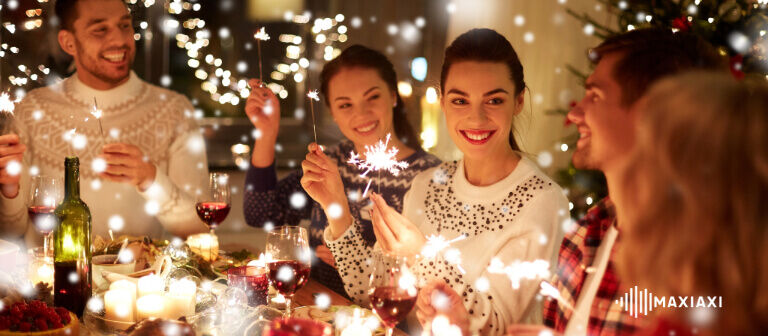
[591,28,727,107]
[319,45,420,147]
[440,28,525,151]
[55,0,127,31]
[617,72,768,334]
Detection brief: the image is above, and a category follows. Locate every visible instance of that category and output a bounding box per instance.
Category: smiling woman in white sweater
[301,29,568,335]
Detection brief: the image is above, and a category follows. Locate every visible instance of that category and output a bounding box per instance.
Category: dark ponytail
[320,45,420,148]
[440,28,525,151]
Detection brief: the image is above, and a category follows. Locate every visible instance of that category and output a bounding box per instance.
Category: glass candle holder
[228,265,269,307]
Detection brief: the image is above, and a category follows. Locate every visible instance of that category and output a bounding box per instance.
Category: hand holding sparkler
[0,134,26,198]
[98,143,157,191]
[299,143,352,238]
[245,79,281,168]
[369,192,425,258]
[415,280,470,335]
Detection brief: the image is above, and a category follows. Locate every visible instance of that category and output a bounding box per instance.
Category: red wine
[228,266,269,306]
[28,206,57,234]
[369,287,417,327]
[54,261,91,317]
[196,202,230,229]
[267,260,311,296]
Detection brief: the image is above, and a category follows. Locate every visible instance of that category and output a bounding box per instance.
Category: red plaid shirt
[543,197,646,335]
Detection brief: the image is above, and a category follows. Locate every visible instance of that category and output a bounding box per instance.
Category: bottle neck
[64,157,80,200]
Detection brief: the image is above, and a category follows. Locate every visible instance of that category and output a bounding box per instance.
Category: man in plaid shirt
[508,29,727,335]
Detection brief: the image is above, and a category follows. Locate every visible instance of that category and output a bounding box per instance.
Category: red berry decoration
[0,300,71,331]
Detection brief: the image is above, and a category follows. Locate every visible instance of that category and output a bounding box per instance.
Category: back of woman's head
[319,44,419,147]
[617,71,768,334]
[440,28,526,151]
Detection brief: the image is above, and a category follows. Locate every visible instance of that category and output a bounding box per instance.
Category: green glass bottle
[53,156,92,317]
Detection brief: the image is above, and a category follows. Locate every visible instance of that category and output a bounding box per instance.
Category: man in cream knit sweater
[0,0,208,241]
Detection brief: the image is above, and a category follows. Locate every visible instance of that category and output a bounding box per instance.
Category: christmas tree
[553,0,768,217]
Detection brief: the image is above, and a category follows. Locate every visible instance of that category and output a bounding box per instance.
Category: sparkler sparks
[347,133,409,197]
[487,258,551,289]
[539,281,573,310]
[253,27,270,82]
[307,90,320,144]
[0,92,18,114]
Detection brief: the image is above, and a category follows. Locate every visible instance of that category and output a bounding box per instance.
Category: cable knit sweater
[0,72,209,241]
[325,157,568,335]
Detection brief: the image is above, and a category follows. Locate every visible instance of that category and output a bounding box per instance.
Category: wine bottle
[53,156,92,317]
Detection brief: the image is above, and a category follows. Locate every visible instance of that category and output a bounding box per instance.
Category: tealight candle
[137,274,164,298]
[136,294,167,321]
[105,289,135,323]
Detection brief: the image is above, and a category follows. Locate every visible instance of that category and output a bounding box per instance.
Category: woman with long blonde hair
[612,71,768,335]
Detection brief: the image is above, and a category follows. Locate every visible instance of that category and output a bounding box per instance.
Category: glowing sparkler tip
[253,27,270,41]
[0,92,17,114]
[307,90,320,101]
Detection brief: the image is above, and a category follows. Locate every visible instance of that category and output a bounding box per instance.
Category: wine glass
[195,172,231,234]
[265,226,311,317]
[369,252,418,336]
[28,176,62,258]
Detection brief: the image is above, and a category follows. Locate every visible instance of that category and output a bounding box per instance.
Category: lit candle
[105,289,135,323]
[186,233,219,261]
[340,309,372,336]
[110,280,137,299]
[136,294,167,321]
[137,274,164,298]
[165,278,196,318]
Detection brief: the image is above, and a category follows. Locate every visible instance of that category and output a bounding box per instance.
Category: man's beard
[75,41,133,85]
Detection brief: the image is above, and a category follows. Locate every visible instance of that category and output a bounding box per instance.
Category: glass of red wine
[265,226,311,317]
[196,172,231,234]
[369,252,418,336]
[28,176,62,258]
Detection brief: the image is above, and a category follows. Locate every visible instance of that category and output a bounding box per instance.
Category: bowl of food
[0,300,78,336]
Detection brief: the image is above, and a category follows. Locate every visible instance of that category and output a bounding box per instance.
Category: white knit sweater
[325,157,568,335]
[0,72,209,241]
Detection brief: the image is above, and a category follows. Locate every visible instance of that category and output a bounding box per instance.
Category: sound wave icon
[614,286,660,318]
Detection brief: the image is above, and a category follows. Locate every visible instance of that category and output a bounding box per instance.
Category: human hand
[99,143,157,191]
[0,134,25,198]
[370,192,426,258]
[416,280,470,335]
[299,143,352,238]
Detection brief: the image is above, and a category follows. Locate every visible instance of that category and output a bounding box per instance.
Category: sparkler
[0,92,19,135]
[253,27,270,82]
[539,281,574,310]
[0,92,17,114]
[307,89,320,144]
[91,97,105,141]
[421,234,468,273]
[347,133,409,198]
[487,258,551,289]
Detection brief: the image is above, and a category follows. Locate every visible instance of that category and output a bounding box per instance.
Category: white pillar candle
[105,289,135,323]
[164,293,194,319]
[136,294,167,321]
[110,280,137,299]
[167,278,196,317]
[137,274,164,298]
